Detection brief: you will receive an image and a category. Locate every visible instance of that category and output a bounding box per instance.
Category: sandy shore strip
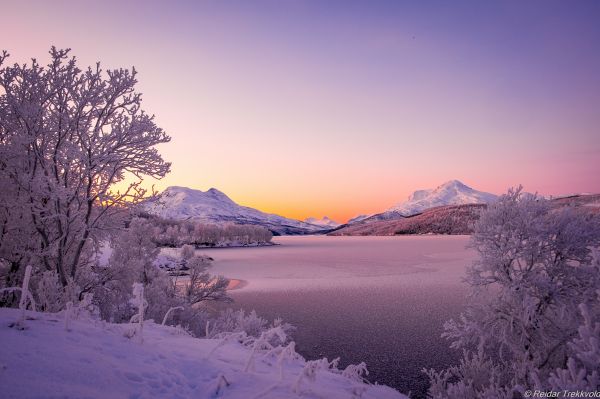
[227,278,248,291]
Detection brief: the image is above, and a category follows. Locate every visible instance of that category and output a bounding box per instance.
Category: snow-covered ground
[0,307,405,399]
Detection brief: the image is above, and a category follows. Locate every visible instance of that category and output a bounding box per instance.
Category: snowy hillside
[144,186,322,235]
[304,216,340,228]
[332,204,486,236]
[387,180,497,216]
[0,308,405,399]
[347,214,372,224]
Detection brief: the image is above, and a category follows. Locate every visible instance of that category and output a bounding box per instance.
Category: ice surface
[205,235,476,292]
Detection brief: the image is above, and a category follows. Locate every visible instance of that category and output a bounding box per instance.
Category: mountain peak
[388,180,497,216]
[439,180,470,189]
[304,216,340,228]
[206,187,233,201]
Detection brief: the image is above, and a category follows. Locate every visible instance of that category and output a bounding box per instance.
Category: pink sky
[2,1,599,222]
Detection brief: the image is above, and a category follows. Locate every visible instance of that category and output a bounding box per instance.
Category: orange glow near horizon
[3,1,599,223]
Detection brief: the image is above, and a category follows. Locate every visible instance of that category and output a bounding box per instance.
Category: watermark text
[524,390,600,398]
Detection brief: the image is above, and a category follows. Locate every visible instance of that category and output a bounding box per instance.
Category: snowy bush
[342,362,369,383]
[292,357,364,394]
[181,256,231,306]
[244,326,289,372]
[206,309,295,340]
[545,290,600,391]
[31,271,79,313]
[0,265,36,329]
[92,218,167,322]
[426,187,600,397]
[207,309,267,338]
[161,306,184,326]
[293,359,323,393]
[90,217,231,329]
[180,244,196,261]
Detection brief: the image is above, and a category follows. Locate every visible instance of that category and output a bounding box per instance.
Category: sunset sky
[2,1,599,222]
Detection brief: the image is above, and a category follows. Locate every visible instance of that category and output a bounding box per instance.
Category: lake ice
[203,235,477,398]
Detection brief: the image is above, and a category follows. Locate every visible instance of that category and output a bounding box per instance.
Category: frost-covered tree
[93,218,173,321]
[146,216,273,248]
[0,47,170,292]
[109,218,160,286]
[180,244,196,261]
[426,187,600,398]
[182,255,231,305]
[92,217,232,325]
[546,293,600,391]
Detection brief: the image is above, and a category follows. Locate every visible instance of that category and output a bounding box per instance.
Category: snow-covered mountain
[304,216,340,228]
[347,214,372,224]
[144,186,322,235]
[386,180,497,216]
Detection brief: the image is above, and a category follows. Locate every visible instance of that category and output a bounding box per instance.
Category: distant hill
[330,203,486,236]
[304,216,340,228]
[336,180,497,228]
[347,214,372,224]
[330,194,600,236]
[143,186,322,235]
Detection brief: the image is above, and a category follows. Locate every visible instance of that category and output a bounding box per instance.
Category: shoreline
[226,278,248,291]
[159,242,280,251]
[199,242,280,250]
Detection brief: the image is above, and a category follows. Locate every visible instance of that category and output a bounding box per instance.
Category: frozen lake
[205,235,476,398]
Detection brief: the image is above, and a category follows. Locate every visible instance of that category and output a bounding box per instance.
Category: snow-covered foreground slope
[0,308,405,399]
[386,180,497,217]
[144,186,321,235]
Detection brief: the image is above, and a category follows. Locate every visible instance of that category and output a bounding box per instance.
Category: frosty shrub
[93,218,170,322]
[32,271,78,313]
[0,265,36,329]
[180,244,196,261]
[207,309,295,340]
[426,187,600,398]
[92,217,231,327]
[181,256,231,306]
[544,264,600,392]
[207,309,267,338]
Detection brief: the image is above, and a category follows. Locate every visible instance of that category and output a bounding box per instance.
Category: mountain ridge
[144,186,322,235]
[304,216,340,228]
